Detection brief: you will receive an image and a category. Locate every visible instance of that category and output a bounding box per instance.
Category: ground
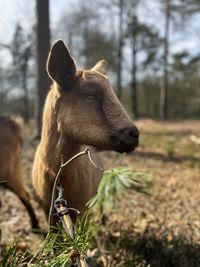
[0,119,200,266]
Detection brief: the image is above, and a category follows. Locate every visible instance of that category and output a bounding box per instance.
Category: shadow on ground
[134,151,200,165]
[98,226,200,267]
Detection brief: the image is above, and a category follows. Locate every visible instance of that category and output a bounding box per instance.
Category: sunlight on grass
[0,168,153,266]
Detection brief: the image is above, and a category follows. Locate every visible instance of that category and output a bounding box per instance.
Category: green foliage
[0,242,28,267]
[0,213,92,266]
[32,213,91,266]
[163,139,176,158]
[88,168,152,214]
[1,168,153,266]
[80,29,118,70]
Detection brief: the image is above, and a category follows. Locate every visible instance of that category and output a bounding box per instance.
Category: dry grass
[1,119,200,266]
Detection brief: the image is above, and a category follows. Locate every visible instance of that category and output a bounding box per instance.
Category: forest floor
[0,119,200,267]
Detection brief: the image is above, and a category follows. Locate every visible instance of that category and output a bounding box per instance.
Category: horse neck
[40,89,81,176]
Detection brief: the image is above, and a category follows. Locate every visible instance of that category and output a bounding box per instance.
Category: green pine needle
[1,168,153,266]
[88,167,153,213]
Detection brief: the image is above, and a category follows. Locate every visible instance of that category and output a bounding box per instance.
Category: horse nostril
[129,129,139,139]
[111,126,139,153]
[119,127,139,140]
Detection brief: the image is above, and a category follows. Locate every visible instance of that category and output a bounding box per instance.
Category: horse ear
[92,60,108,75]
[46,40,77,88]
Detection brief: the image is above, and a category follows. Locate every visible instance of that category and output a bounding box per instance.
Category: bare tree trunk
[160,0,170,119]
[130,15,139,119]
[22,47,32,123]
[116,0,124,99]
[68,31,73,51]
[84,24,90,67]
[131,33,138,119]
[36,0,50,138]
[22,67,29,123]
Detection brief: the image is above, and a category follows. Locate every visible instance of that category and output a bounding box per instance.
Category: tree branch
[48,147,103,227]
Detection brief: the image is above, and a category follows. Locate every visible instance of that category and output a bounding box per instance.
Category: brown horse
[0,116,38,229]
[32,40,139,224]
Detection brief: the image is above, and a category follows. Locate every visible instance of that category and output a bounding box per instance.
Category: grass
[0,242,28,267]
[0,168,152,266]
[1,119,200,266]
[139,130,200,167]
[0,217,91,266]
[96,225,200,267]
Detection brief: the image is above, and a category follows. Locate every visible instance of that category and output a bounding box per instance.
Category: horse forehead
[84,69,108,80]
[82,72,110,90]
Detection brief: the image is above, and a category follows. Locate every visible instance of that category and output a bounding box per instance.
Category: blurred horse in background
[0,116,38,229]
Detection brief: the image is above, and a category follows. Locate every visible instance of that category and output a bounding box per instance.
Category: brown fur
[0,116,38,229]
[32,40,139,224]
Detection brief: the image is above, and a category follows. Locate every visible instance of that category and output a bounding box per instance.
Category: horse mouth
[110,135,139,153]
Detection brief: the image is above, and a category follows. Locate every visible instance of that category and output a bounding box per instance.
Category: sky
[0,0,77,43]
[138,1,200,57]
[0,0,200,67]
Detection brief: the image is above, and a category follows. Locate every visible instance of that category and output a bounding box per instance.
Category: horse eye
[87,94,96,100]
